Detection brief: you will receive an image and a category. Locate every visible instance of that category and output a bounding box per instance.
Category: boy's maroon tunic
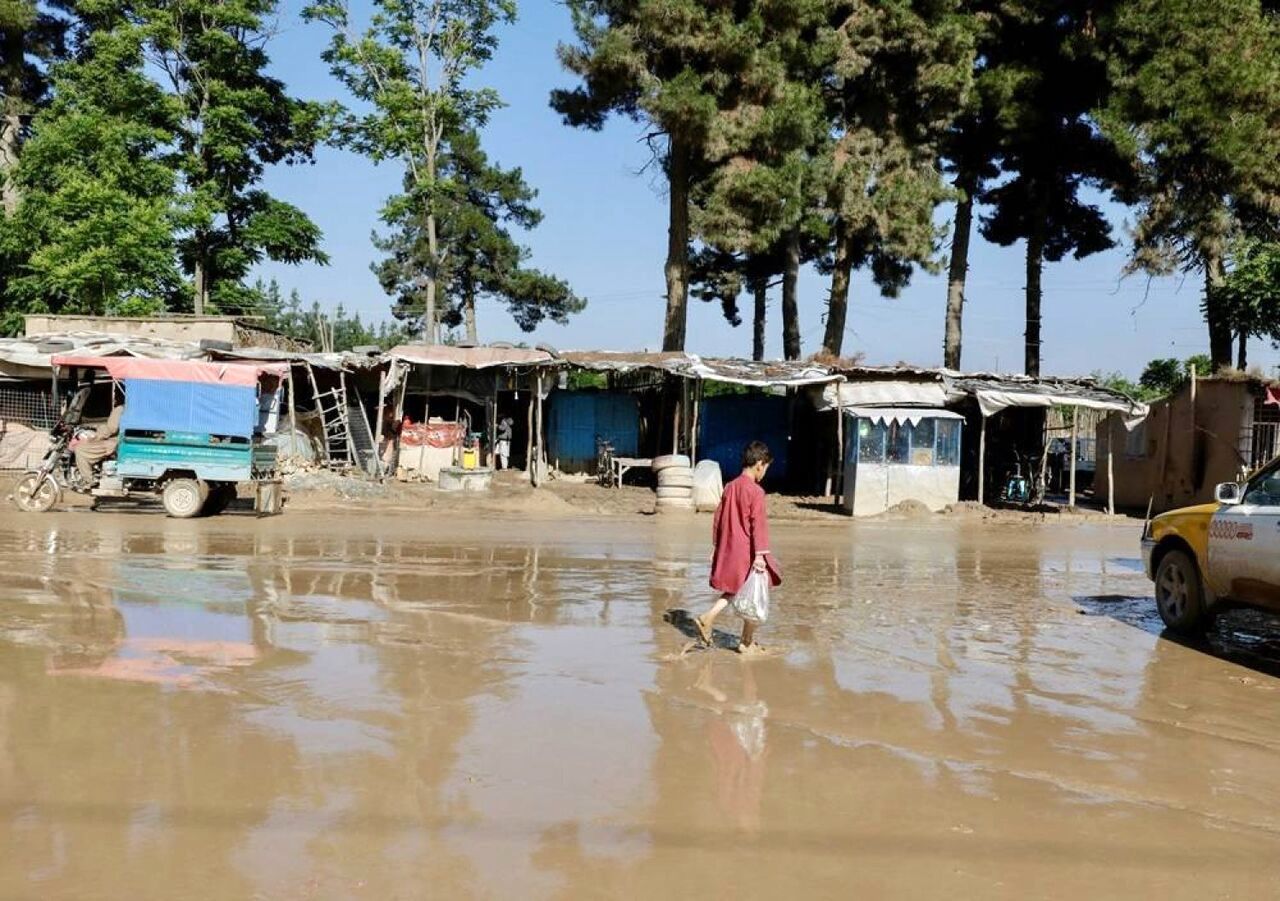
[710,473,782,594]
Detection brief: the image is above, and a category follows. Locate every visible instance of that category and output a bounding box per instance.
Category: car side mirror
[1215,482,1242,505]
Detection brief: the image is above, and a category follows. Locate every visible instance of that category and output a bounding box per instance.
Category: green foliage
[1101,0,1280,367]
[309,0,575,341]
[1219,239,1280,345]
[2,13,182,315]
[248,278,411,351]
[1138,359,1184,397]
[2,0,325,316]
[140,0,328,307]
[374,128,585,337]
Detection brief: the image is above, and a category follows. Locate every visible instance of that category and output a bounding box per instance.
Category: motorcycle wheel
[13,473,59,513]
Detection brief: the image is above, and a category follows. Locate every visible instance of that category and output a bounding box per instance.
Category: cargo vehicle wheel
[202,485,235,516]
[1155,549,1207,634]
[13,473,59,512]
[162,478,205,518]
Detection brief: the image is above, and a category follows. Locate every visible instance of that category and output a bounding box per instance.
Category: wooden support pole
[690,378,701,465]
[525,371,535,479]
[286,366,299,460]
[671,379,680,455]
[1068,406,1079,508]
[533,370,544,488]
[1107,421,1116,515]
[373,366,388,478]
[978,414,988,505]
[835,396,844,502]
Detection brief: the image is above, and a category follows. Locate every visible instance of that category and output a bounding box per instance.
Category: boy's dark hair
[742,441,773,468]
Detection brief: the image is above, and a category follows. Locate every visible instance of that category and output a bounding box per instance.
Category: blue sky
[255,1,1280,380]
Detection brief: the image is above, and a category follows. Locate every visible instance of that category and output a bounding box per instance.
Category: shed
[842,407,965,516]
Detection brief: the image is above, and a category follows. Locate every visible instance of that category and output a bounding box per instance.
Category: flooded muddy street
[1,508,1279,899]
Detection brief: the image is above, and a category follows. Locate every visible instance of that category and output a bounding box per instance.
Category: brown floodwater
[1,506,1279,899]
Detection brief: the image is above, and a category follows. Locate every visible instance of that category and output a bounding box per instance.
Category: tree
[1218,238,1280,369]
[1,3,181,320]
[0,0,69,215]
[978,1,1125,377]
[553,1,757,351]
[1138,358,1184,396]
[819,0,967,358]
[140,0,327,313]
[689,1,829,361]
[820,0,975,359]
[941,2,1002,369]
[374,128,583,341]
[250,278,411,350]
[1102,0,1280,371]
[307,0,519,344]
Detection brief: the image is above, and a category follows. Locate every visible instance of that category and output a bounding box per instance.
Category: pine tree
[1102,0,1280,371]
[820,0,974,359]
[308,0,571,344]
[553,0,757,351]
[979,1,1124,377]
[374,128,583,341]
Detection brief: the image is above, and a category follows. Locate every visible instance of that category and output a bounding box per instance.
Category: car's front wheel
[1155,548,1208,634]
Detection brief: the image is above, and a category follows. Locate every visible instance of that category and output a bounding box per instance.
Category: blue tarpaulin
[547,392,639,472]
[699,394,790,483]
[121,378,257,438]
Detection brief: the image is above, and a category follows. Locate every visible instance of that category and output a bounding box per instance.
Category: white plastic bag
[731,571,770,624]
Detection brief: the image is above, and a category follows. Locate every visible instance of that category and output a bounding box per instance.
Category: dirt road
[0,506,1277,898]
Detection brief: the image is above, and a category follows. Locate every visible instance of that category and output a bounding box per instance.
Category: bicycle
[595,436,616,487]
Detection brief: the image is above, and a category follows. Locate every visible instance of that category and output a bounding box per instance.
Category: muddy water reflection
[1,513,1279,897]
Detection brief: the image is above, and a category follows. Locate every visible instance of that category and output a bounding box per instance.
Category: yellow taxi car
[1143,456,1280,633]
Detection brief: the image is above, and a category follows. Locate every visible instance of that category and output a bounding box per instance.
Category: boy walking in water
[695,441,781,654]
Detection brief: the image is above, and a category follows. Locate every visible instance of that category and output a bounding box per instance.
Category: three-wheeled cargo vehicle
[12,356,290,517]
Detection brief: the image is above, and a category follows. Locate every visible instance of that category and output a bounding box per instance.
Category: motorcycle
[12,386,95,513]
[999,454,1047,507]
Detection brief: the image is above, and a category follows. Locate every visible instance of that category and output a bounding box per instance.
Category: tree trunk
[751,278,767,362]
[1237,330,1248,371]
[662,137,691,351]
[1024,227,1044,377]
[782,226,802,360]
[464,286,478,345]
[0,26,24,217]
[193,258,207,316]
[1204,251,1232,371]
[822,219,853,358]
[944,179,975,370]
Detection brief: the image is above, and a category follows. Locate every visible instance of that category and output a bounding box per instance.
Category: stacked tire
[653,454,694,513]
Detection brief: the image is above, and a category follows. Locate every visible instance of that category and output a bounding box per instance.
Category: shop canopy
[52,355,290,387]
[946,375,1148,427]
[845,406,965,426]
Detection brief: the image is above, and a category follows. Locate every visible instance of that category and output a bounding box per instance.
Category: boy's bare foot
[693,615,713,646]
[735,642,766,657]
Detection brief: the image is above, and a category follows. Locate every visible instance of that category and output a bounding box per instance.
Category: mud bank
[0,508,1275,898]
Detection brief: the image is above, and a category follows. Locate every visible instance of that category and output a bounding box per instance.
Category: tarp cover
[1267,386,1280,407]
[389,345,553,369]
[845,406,965,426]
[121,379,258,438]
[53,355,288,387]
[819,381,947,411]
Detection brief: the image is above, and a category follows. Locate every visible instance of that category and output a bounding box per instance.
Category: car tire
[1155,549,1208,634]
[652,454,691,472]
